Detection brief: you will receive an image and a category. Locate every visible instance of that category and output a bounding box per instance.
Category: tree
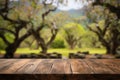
[31,22,58,53]
[30,0,72,53]
[93,0,120,19]
[28,0,61,53]
[87,5,120,54]
[0,0,33,58]
[0,0,70,57]
[63,22,85,49]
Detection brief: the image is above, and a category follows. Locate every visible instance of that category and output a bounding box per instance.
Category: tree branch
[47,22,58,46]
[93,1,120,19]
[96,25,103,35]
[42,7,57,21]
[102,19,110,36]
[14,21,28,41]
[0,28,15,34]
[5,0,9,10]
[47,29,58,46]
[0,34,10,45]
[87,25,108,46]
[87,25,99,34]
[18,32,31,44]
[0,0,9,12]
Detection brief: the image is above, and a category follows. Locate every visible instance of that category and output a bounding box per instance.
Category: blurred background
[0,0,120,58]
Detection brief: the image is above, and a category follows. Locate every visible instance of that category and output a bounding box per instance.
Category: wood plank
[69,59,94,74]
[0,59,16,68]
[0,59,9,62]
[0,59,18,65]
[33,59,54,74]
[0,59,120,74]
[0,59,19,73]
[0,59,31,74]
[85,59,114,74]
[15,59,42,74]
[0,59,16,66]
[64,59,72,74]
[50,59,66,74]
[98,59,120,74]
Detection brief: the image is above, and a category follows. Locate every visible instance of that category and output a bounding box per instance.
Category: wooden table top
[0,59,120,74]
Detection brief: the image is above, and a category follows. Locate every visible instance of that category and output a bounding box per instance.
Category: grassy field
[0,48,106,57]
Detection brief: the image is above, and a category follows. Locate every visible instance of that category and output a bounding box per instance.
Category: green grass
[0,48,106,57]
[49,48,106,57]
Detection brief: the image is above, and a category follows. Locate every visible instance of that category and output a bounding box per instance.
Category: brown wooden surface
[0,59,120,74]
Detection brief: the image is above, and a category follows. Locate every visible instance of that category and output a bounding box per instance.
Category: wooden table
[0,59,120,80]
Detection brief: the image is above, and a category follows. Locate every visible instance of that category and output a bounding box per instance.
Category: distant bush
[51,39,65,48]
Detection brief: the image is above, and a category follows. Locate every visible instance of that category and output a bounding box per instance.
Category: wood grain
[85,59,114,74]
[0,59,19,73]
[33,59,54,74]
[1,59,31,74]
[50,59,66,74]
[15,59,42,74]
[0,59,120,74]
[97,59,120,74]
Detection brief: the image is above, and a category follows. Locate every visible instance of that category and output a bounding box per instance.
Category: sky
[57,0,89,11]
[10,0,93,11]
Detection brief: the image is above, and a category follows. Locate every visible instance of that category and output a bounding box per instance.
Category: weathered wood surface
[0,59,120,74]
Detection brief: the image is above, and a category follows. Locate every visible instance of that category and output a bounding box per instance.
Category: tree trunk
[111,47,117,55]
[4,43,19,58]
[106,46,112,54]
[111,30,119,55]
[111,43,118,55]
[106,45,118,55]
[40,46,48,54]
[70,44,74,50]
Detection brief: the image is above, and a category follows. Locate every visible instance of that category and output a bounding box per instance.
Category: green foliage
[0,17,14,44]
[79,31,102,48]
[63,22,85,35]
[0,39,6,50]
[4,33,14,43]
[62,22,85,49]
[63,22,85,41]
[51,39,65,48]
[46,12,71,28]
